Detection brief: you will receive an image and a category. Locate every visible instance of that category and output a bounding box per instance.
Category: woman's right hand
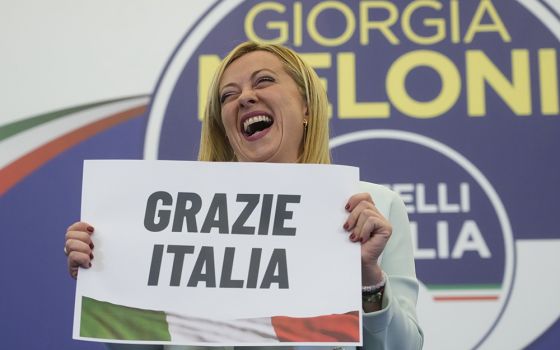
[65,221,95,279]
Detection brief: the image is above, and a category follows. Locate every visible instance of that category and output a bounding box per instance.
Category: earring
[303,119,308,141]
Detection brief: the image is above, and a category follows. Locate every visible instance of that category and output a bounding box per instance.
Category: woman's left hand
[344,193,392,285]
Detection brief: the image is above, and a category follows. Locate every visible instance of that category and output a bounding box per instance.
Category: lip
[239,110,275,141]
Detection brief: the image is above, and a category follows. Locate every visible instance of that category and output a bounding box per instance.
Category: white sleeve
[360,182,424,349]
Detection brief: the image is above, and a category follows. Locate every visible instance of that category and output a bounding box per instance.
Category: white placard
[74,160,362,346]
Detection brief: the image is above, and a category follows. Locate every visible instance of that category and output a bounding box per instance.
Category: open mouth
[242,115,274,137]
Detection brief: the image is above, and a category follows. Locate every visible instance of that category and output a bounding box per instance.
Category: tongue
[246,120,271,136]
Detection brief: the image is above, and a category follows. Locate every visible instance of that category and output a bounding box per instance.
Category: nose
[238,88,258,108]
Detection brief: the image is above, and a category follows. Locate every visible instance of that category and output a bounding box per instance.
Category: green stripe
[80,296,171,341]
[426,284,501,291]
[0,95,148,142]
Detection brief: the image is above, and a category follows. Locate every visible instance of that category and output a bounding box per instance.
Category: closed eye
[255,76,275,86]
[220,91,237,104]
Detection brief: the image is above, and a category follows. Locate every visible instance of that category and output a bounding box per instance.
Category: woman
[65,41,423,349]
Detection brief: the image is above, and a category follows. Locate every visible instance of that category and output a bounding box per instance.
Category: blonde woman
[66,41,423,350]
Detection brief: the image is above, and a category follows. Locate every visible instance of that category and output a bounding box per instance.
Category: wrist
[362,263,384,286]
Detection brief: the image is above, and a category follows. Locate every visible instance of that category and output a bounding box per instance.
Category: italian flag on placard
[80,297,359,344]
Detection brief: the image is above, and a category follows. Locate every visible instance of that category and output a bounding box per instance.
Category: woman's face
[219,51,307,163]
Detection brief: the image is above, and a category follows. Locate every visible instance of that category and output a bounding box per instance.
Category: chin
[235,145,279,163]
[236,146,299,163]
[243,155,278,163]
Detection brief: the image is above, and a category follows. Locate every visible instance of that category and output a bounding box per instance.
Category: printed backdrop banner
[1,1,559,349]
[74,160,361,346]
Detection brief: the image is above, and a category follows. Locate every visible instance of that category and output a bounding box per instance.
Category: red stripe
[0,105,146,196]
[271,311,360,342]
[434,296,499,302]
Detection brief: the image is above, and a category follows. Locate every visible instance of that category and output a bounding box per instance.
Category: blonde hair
[198,41,331,164]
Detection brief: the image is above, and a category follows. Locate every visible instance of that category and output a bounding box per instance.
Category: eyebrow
[219,68,277,92]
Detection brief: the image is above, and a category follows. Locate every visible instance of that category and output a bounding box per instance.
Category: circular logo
[331,129,514,349]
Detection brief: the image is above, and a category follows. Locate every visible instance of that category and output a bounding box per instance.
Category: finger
[346,193,375,212]
[66,221,94,234]
[359,216,392,244]
[68,250,91,267]
[358,215,381,243]
[344,200,375,232]
[65,230,93,243]
[68,260,92,279]
[68,250,92,279]
[65,239,93,256]
[352,208,379,241]
[64,231,94,252]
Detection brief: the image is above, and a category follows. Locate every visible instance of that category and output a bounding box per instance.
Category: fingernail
[345,203,350,210]
[90,253,94,260]
[350,234,355,240]
[343,223,349,230]
[89,243,94,249]
[89,262,92,267]
[87,226,94,233]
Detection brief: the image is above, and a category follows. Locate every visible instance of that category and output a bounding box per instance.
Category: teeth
[243,115,272,133]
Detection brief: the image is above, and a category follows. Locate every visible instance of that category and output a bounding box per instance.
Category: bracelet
[362,273,386,305]
[362,285,384,304]
[362,273,386,294]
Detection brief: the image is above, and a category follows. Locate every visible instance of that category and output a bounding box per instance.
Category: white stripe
[516,0,560,42]
[429,289,501,298]
[0,97,148,168]
[165,312,279,344]
[542,0,560,18]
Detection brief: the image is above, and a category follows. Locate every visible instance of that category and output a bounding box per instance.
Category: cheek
[221,108,236,135]
[285,104,306,132]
